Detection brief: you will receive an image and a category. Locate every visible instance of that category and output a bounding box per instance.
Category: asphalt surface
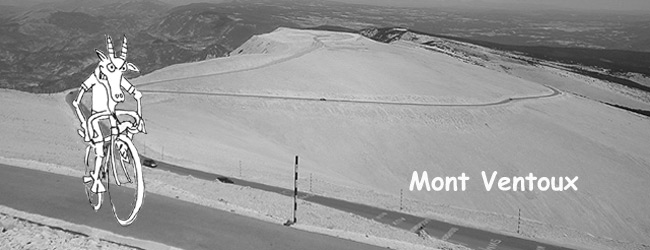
[0,164,387,250]
[148,158,573,250]
[139,86,560,108]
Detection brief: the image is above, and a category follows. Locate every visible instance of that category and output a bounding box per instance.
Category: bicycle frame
[84,110,142,181]
[82,109,145,226]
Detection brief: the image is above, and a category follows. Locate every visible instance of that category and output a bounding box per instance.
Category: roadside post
[283,155,300,227]
[293,155,298,224]
[400,189,403,211]
[517,208,521,234]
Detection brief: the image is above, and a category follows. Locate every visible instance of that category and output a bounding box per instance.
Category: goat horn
[106,35,115,58]
[120,35,127,60]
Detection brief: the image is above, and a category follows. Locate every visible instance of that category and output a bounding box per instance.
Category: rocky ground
[0,213,136,250]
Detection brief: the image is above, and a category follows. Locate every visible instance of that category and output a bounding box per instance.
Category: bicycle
[78,110,146,226]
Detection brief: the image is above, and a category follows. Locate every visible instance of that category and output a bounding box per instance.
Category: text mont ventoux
[409,171,578,192]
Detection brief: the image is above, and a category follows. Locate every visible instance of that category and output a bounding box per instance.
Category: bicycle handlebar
[77,112,145,143]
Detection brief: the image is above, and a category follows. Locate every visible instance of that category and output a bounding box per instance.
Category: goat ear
[95,49,108,61]
[127,62,139,72]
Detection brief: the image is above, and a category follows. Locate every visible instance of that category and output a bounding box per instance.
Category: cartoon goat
[72,35,144,194]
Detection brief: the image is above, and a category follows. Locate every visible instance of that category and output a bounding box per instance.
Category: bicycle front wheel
[108,135,145,226]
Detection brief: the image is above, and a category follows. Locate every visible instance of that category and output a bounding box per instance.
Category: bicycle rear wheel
[108,135,145,226]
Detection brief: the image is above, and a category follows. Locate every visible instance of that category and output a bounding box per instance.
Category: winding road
[134,31,561,110]
[57,29,572,245]
[139,85,560,108]
[58,31,567,248]
[55,84,572,250]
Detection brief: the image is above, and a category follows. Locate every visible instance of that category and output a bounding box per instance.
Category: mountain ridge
[1,1,649,95]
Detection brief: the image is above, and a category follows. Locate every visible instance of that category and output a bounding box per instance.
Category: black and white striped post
[400,189,403,211]
[517,208,521,234]
[293,155,299,224]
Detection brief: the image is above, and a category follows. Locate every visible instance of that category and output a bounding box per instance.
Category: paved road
[139,86,560,108]
[0,164,387,250]
[64,90,573,250]
[133,40,560,108]
[149,159,573,250]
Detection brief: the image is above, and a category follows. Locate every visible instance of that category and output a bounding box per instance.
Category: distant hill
[1,0,649,95]
[359,27,650,94]
[0,0,288,93]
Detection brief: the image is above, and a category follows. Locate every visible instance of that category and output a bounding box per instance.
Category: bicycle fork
[84,136,129,186]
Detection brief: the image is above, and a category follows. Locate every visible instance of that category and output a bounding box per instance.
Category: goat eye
[120,65,126,71]
[107,64,116,72]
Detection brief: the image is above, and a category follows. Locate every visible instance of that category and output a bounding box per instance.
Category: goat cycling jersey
[82,69,135,113]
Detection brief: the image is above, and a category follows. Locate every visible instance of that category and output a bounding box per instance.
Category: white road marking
[374,212,387,220]
[441,227,459,241]
[480,239,502,250]
[409,219,431,232]
[391,217,406,225]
